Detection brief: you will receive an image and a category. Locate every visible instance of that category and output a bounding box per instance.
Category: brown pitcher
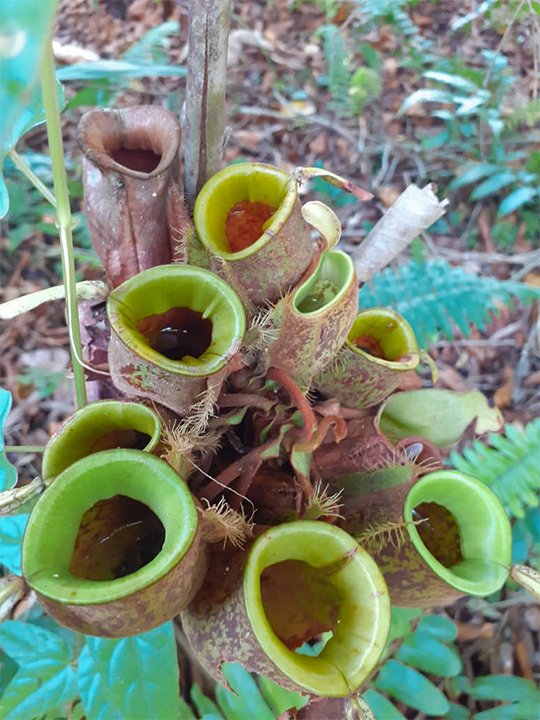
[78,106,191,287]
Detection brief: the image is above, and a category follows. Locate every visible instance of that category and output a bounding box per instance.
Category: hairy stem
[183,0,232,207]
[8,149,57,208]
[40,42,87,408]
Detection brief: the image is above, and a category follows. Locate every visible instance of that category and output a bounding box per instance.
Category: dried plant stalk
[353,184,449,282]
[183,0,232,207]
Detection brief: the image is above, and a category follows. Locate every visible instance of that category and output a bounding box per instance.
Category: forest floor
[0,0,539,717]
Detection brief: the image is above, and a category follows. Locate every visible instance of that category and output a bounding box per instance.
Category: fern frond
[320,25,351,112]
[356,517,427,555]
[357,0,420,38]
[122,20,178,64]
[359,260,540,347]
[449,419,540,519]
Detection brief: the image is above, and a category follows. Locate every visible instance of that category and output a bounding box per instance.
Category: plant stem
[8,149,57,208]
[5,445,45,453]
[183,0,232,208]
[40,41,87,408]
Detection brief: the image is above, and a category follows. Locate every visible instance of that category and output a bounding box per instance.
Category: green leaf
[474,700,540,720]
[456,95,488,116]
[421,130,450,149]
[177,696,197,720]
[0,388,17,491]
[0,0,57,148]
[498,187,538,216]
[123,21,179,65]
[363,689,406,720]
[416,614,458,642]
[0,665,78,720]
[1,81,64,216]
[450,163,497,190]
[423,70,478,91]
[358,260,540,347]
[449,419,540,518]
[0,2,60,218]
[56,61,187,82]
[0,621,78,720]
[387,608,422,646]
[0,649,19,693]
[471,173,516,200]
[471,674,539,703]
[512,516,530,564]
[397,632,462,676]
[375,659,450,715]
[0,514,28,574]
[398,88,453,115]
[0,620,73,667]
[447,700,470,719]
[2,80,64,156]
[215,664,275,720]
[77,623,182,720]
[378,389,503,448]
[0,166,9,218]
[191,684,224,719]
[257,675,306,716]
[524,506,540,542]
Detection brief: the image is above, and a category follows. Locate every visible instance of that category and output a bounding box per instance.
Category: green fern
[358,260,540,347]
[449,419,540,519]
[349,67,383,113]
[123,20,179,65]
[357,0,420,39]
[320,25,351,112]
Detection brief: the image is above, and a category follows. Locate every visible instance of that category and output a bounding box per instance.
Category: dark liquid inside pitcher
[111,147,161,173]
[412,502,464,568]
[138,307,213,361]
[226,200,276,253]
[89,429,151,453]
[70,495,165,581]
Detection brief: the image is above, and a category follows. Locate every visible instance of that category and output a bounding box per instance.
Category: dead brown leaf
[494,366,514,408]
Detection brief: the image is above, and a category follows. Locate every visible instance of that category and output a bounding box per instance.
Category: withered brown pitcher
[78,105,190,287]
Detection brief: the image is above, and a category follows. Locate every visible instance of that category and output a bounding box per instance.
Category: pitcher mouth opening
[347,309,418,368]
[22,450,198,606]
[243,521,390,696]
[404,471,511,596]
[107,265,246,377]
[42,401,161,480]
[194,163,296,259]
[70,494,165,581]
[78,107,180,178]
[293,251,355,317]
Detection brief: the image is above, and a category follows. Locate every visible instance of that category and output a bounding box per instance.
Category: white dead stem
[0,280,108,319]
[353,184,449,283]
